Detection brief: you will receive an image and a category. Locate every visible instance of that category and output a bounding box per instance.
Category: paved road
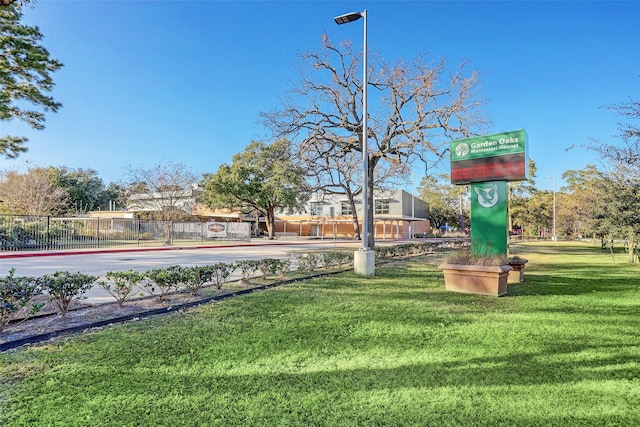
[0,240,365,304]
[0,240,365,277]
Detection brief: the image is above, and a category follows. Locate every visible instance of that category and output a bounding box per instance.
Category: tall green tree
[47,167,105,213]
[418,173,467,233]
[508,159,538,235]
[200,140,310,239]
[561,165,608,240]
[583,96,640,261]
[0,4,62,158]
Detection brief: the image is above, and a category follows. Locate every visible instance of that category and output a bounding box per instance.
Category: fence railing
[0,215,251,252]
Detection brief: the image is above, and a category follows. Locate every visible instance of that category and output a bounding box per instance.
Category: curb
[0,240,355,259]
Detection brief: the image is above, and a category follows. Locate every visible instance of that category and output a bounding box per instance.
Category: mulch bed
[0,282,266,352]
[1,258,419,352]
[0,267,354,352]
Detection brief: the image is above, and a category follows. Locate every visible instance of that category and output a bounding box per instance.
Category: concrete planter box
[506,258,528,284]
[439,263,513,297]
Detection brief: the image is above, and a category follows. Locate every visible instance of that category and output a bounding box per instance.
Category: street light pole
[547,176,557,241]
[335,10,374,275]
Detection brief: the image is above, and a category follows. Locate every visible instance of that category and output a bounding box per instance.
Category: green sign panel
[451,129,526,162]
[470,181,508,257]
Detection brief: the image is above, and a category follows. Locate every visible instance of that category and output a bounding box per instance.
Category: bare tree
[124,162,198,244]
[296,135,408,240]
[263,35,488,247]
[602,99,640,172]
[0,167,68,215]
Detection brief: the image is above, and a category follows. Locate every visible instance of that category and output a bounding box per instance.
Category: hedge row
[1,241,462,334]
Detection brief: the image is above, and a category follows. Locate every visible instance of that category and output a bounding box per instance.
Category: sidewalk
[0,237,352,259]
[0,238,368,306]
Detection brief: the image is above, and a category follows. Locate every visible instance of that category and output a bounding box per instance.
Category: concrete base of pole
[354,249,375,276]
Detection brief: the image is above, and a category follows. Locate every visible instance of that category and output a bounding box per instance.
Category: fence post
[46,215,51,249]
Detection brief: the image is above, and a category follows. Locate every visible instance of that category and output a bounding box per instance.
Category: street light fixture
[334,9,374,276]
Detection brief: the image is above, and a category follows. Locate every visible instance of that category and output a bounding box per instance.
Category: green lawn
[1,242,639,426]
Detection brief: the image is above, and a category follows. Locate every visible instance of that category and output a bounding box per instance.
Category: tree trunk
[628,227,636,263]
[266,209,276,239]
[366,157,375,248]
[163,221,172,245]
[349,197,361,240]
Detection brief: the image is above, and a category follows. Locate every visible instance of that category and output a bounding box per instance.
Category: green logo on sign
[455,142,470,157]
[474,184,499,208]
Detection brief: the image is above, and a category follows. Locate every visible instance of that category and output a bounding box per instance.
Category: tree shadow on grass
[510,266,640,297]
[19,340,639,426]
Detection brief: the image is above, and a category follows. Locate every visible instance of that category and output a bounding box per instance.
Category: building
[274,189,429,239]
[105,186,428,240]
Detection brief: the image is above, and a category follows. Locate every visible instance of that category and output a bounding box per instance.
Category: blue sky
[2,0,638,192]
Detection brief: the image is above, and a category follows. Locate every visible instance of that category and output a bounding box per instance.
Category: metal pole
[546,175,557,241]
[361,9,369,251]
[552,176,557,241]
[334,9,374,275]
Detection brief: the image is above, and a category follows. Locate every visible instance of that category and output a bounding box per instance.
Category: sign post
[470,181,508,256]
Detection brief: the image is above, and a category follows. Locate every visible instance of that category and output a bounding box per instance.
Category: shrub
[181,263,234,295]
[294,253,323,273]
[99,270,146,307]
[321,252,340,269]
[210,262,235,289]
[236,260,259,284]
[144,265,184,302]
[180,265,210,296]
[40,271,97,318]
[0,269,43,333]
[443,249,505,266]
[276,258,292,277]
[257,258,282,280]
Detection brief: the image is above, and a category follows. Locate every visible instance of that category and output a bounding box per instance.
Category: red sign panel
[451,153,526,185]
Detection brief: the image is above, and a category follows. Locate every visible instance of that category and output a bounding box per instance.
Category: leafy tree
[200,139,310,239]
[508,159,538,234]
[418,173,466,233]
[1,1,38,6]
[0,4,63,158]
[601,166,640,261]
[561,165,608,240]
[0,167,68,215]
[264,35,488,247]
[582,96,640,261]
[97,182,127,211]
[513,191,554,239]
[47,167,105,213]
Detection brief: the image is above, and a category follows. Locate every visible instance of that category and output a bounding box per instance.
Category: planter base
[440,264,512,297]
[506,258,528,284]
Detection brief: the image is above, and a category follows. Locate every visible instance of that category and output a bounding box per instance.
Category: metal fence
[0,214,251,252]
